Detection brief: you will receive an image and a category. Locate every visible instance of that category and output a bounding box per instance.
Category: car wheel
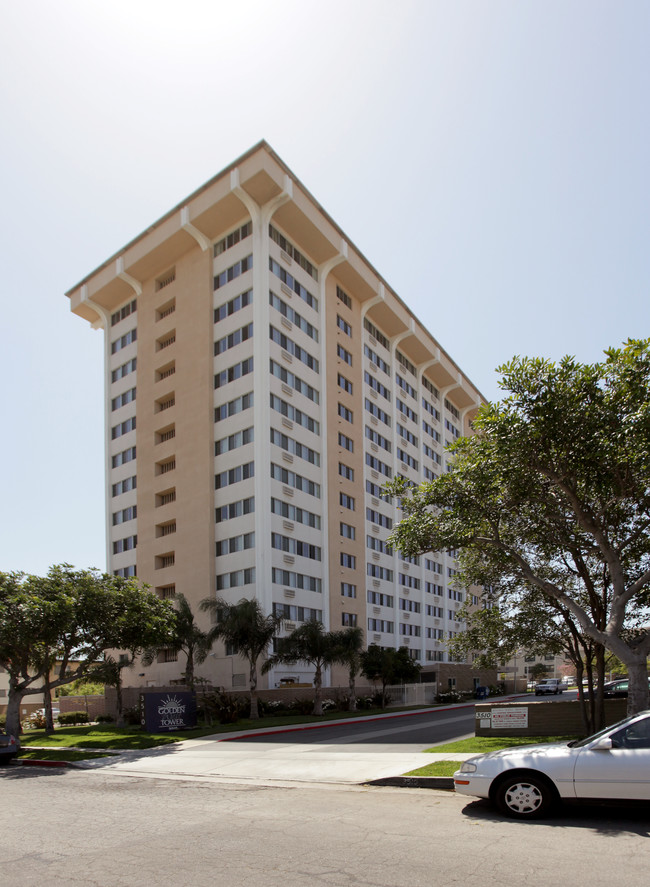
[493,774,555,819]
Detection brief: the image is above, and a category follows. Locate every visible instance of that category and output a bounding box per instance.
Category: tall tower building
[66,142,484,692]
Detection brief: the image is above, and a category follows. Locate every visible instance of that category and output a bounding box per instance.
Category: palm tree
[331,627,364,711]
[263,618,340,715]
[201,596,283,719]
[142,594,213,692]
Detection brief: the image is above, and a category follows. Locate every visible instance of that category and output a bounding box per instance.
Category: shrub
[96,714,115,723]
[435,690,463,704]
[29,711,47,729]
[122,707,141,726]
[58,711,90,726]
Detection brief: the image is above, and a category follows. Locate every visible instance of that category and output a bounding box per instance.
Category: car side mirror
[592,737,614,750]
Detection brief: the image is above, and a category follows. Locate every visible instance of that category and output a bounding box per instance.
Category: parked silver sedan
[453,710,650,818]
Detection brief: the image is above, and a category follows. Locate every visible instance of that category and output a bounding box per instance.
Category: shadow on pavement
[460,797,650,836]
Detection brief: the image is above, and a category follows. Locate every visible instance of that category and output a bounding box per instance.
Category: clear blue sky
[1,1,648,576]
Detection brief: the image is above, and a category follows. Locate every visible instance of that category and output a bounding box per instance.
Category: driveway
[76,707,477,785]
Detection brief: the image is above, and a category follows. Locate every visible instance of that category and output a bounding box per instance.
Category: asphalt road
[234,704,478,747]
[3,767,649,887]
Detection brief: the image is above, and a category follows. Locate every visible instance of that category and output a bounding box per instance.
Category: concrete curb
[17,758,75,768]
[368,776,455,790]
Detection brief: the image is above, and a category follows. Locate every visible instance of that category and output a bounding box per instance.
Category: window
[270,360,319,403]
[364,372,391,401]
[216,567,256,590]
[366,535,391,554]
[396,398,418,424]
[337,344,352,365]
[270,428,320,465]
[270,326,319,372]
[216,532,255,556]
[363,318,389,350]
[214,462,255,489]
[270,498,321,529]
[113,534,137,554]
[270,464,320,498]
[341,583,357,598]
[338,432,354,452]
[364,344,390,375]
[271,568,321,593]
[340,553,356,569]
[340,522,356,540]
[269,225,318,280]
[397,448,418,471]
[337,373,353,394]
[338,462,354,480]
[367,591,393,607]
[111,299,137,326]
[273,603,323,622]
[112,357,137,382]
[368,618,393,633]
[213,254,253,290]
[336,285,352,309]
[113,506,137,525]
[396,350,416,377]
[269,258,318,310]
[215,392,253,423]
[400,623,421,637]
[422,398,441,421]
[112,417,136,440]
[365,398,391,426]
[111,387,136,411]
[366,508,392,529]
[399,573,420,589]
[397,423,418,446]
[422,376,439,399]
[365,453,392,478]
[216,496,255,523]
[367,564,394,581]
[365,426,391,452]
[337,315,352,336]
[271,534,321,560]
[214,289,252,323]
[396,373,416,399]
[214,221,252,257]
[342,612,357,627]
[214,357,253,389]
[444,398,461,420]
[426,582,444,596]
[112,446,136,468]
[215,427,254,456]
[270,394,320,435]
[112,475,137,497]
[214,322,253,355]
[269,292,318,341]
[338,403,353,423]
[340,492,355,510]
[400,598,421,613]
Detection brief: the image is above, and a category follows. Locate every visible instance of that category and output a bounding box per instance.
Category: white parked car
[453,710,650,818]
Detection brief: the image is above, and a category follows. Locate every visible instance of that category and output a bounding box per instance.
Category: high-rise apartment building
[66,142,484,691]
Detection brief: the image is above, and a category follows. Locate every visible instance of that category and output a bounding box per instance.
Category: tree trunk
[348,670,357,711]
[249,660,259,720]
[5,689,24,739]
[313,664,323,716]
[115,672,125,728]
[185,649,195,692]
[626,659,649,716]
[595,645,606,730]
[43,681,55,734]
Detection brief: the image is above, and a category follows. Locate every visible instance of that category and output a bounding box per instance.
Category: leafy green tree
[386,340,650,715]
[528,662,549,681]
[0,565,176,736]
[142,593,213,693]
[201,596,283,719]
[360,644,422,707]
[262,618,340,715]
[330,627,364,711]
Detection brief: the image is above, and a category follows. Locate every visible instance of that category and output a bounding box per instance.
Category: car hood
[464,741,573,765]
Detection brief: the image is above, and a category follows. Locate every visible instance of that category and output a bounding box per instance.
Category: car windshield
[572,713,641,748]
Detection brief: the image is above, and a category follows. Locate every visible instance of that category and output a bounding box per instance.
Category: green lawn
[18,748,114,763]
[405,735,578,778]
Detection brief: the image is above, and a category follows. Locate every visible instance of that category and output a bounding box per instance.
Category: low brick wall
[474,699,628,737]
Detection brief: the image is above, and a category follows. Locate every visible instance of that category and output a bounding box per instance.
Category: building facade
[66,142,484,691]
